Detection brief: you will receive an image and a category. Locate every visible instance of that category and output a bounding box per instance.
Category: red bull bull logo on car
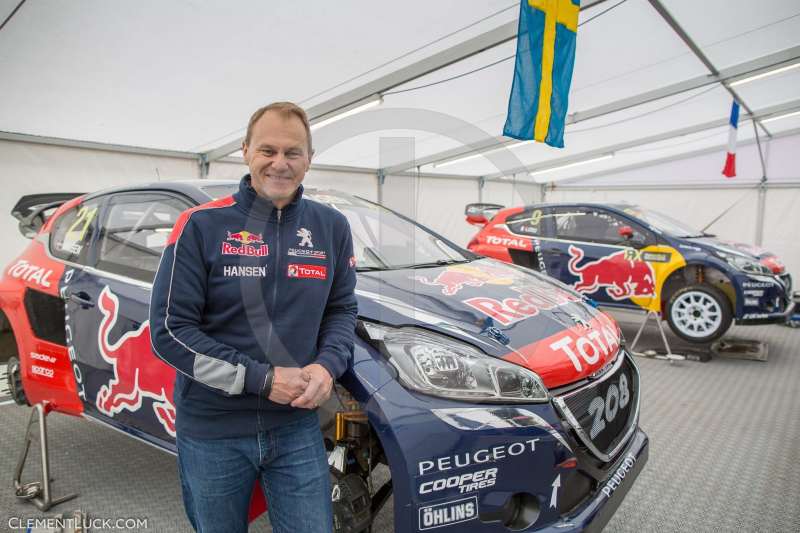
[95,286,177,436]
[567,245,655,300]
[414,264,516,296]
[222,230,269,256]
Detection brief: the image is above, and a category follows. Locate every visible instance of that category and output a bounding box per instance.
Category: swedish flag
[503,0,580,148]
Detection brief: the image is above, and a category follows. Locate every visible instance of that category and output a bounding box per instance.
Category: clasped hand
[267,364,332,409]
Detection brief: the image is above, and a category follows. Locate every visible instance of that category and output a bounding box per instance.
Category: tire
[666,284,733,344]
[7,356,28,406]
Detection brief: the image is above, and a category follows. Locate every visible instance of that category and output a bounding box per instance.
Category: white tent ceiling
[1,0,798,183]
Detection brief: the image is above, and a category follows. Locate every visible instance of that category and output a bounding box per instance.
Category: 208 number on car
[589,373,630,439]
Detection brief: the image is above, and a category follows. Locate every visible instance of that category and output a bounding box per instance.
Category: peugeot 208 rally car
[3,180,647,532]
[466,202,795,344]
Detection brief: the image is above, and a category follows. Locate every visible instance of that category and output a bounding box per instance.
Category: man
[149,102,357,532]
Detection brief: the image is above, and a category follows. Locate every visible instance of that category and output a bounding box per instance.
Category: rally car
[3,180,648,532]
[466,202,795,344]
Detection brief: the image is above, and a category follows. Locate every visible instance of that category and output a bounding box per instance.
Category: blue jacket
[149,175,357,439]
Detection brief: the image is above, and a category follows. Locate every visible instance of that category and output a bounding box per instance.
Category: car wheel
[666,284,732,343]
[7,356,28,406]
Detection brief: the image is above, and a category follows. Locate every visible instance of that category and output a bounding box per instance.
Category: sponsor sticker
[94,286,176,436]
[223,230,268,257]
[30,352,57,364]
[533,238,547,273]
[287,248,326,260]
[221,243,269,257]
[418,496,477,530]
[567,245,655,300]
[548,323,620,373]
[641,251,671,263]
[601,453,636,498]
[463,284,580,326]
[7,260,54,288]
[223,265,266,277]
[297,228,314,248]
[486,235,532,250]
[419,467,497,495]
[226,230,263,245]
[418,439,540,476]
[31,365,54,379]
[742,281,773,289]
[287,264,327,280]
[414,263,518,296]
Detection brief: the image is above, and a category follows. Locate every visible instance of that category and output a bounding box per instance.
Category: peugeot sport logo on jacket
[297,228,314,247]
[149,176,358,440]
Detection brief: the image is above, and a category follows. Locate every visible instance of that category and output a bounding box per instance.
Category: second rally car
[466,202,795,343]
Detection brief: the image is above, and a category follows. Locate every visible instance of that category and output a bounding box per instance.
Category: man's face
[242,111,311,207]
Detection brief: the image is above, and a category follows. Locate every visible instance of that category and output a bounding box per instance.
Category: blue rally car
[468,202,795,343]
[4,180,648,532]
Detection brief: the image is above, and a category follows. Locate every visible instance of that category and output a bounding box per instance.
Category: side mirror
[618,225,634,240]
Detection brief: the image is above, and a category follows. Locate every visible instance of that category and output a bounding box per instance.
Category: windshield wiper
[355,266,388,272]
[405,258,472,269]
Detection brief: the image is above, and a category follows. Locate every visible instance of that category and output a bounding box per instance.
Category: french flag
[722,100,740,178]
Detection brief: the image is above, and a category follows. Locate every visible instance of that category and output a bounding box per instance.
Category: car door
[503,206,554,273]
[542,206,657,308]
[63,191,192,447]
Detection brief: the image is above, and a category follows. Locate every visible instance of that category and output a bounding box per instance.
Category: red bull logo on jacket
[95,286,176,436]
[567,245,655,300]
[222,230,268,256]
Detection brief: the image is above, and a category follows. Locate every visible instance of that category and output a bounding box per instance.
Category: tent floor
[1,318,799,532]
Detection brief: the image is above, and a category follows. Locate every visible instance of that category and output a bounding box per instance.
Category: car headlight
[717,251,772,276]
[362,322,549,403]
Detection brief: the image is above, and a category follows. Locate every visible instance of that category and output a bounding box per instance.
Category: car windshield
[620,205,704,238]
[200,185,471,270]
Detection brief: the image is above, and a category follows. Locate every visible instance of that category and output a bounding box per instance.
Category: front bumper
[735,274,795,325]
[548,428,649,533]
[358,368,648,532]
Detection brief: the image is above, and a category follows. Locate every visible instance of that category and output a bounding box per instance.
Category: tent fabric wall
[380,175,477,248]
[0,138,796,284]
[482,180,541,208]
[559,133,800,187]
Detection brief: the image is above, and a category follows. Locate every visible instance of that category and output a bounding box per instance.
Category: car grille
[553,351,640,462]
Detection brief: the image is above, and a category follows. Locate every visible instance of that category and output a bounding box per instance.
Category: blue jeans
[176,412,332,533]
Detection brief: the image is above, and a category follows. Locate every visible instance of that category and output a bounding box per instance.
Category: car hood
[355,258,622,389]
[685,236,785,274]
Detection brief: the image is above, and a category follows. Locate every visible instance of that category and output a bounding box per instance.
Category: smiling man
[150,102,358,533]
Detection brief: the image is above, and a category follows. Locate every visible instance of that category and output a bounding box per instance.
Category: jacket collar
[234,174,305,222]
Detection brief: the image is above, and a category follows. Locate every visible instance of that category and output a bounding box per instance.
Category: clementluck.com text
[8,516,149,530]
